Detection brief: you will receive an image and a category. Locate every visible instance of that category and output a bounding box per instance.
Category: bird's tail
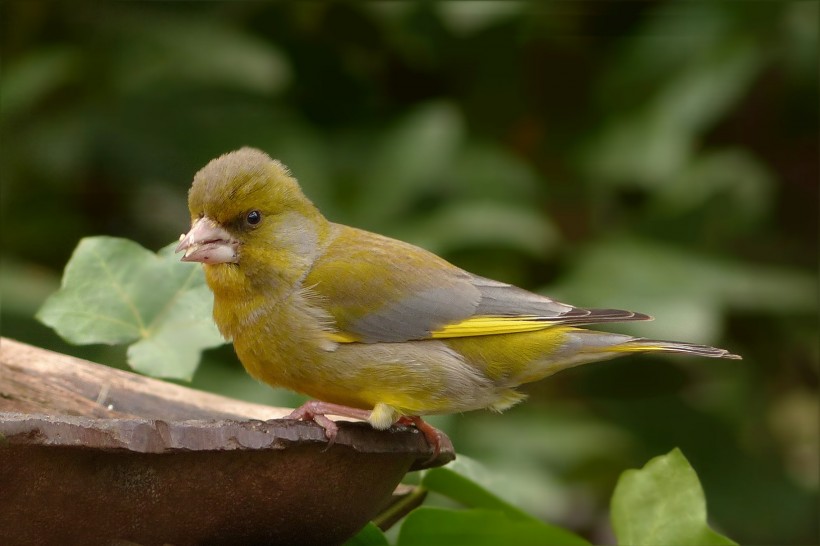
[506,328,740,386]
[570,329,742,361]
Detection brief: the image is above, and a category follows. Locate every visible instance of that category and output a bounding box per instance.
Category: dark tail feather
[558,308,654,326]
[619,339,742,360]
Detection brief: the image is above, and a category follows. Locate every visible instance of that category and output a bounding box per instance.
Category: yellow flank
[177,148,741,430]
[444,326,573,384]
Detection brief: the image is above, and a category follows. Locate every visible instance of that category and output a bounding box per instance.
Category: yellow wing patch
[430,315,552,338]
[328,331,359,343]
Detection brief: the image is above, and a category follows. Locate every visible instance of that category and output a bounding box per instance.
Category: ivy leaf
[611,448,737,546]
[417,457,590,546]
[398,507,590,546]
[36,236,225,380]
[343,523,389,546]
[422,456,537,521]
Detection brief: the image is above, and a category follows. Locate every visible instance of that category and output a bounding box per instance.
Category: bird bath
[0,338,454,545]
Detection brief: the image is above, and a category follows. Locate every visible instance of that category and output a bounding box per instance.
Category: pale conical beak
[176,216,239,264]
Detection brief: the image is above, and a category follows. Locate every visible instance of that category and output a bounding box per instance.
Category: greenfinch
[176,148,740,454]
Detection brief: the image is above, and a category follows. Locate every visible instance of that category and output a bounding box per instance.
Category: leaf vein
[144,265,201,336]
[91,246,147,334]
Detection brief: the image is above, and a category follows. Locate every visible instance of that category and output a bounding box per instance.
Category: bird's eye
[246,210,262,226]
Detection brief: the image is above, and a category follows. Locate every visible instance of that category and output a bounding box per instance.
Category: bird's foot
[287,402,443,462]
[397,416,443,463]
[286,400,372,447]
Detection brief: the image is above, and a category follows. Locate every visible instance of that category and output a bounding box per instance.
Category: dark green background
[2,2,817,544]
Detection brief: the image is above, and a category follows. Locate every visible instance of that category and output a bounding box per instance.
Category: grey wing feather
[347,273,651,342]
[346,279,481,343]
[469,274,652,325]
[471,275,576,316]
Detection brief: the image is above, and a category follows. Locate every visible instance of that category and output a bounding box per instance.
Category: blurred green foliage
[1,2,817,544]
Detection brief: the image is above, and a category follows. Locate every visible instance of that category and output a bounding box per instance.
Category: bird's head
[176,148,329,287]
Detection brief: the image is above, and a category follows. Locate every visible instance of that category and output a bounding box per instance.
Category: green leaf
[343,523,389,546]
[421,456,537,520]
[398,507,590,546]
[453,409,632,521]
[420,458,589,545]
[611,448,737,546]
[36,236,225,380]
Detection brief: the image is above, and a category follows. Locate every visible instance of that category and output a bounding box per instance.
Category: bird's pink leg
[286,400,373,447]
[287,401,443,460]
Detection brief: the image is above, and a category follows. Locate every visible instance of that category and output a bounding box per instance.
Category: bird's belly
[234,333,502,416]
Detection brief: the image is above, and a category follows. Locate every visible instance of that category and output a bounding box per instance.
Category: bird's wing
[304,225,649,343]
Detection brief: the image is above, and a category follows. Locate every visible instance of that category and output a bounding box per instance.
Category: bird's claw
[397,416,443,464]
[287,400,374,449]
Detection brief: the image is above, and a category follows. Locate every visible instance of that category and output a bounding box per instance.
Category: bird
[176,147,740,456]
